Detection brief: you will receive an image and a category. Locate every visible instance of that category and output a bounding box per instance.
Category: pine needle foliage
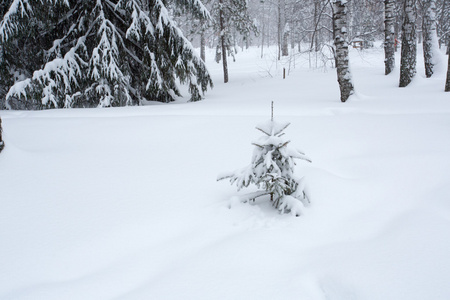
[218,119,311,216]
[0,0,213,109]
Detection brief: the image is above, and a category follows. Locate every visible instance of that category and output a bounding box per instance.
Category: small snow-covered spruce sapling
[0,117,4,153]
[218,118,311,216]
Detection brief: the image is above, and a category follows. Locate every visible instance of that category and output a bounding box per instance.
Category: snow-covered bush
[218,119,311,216]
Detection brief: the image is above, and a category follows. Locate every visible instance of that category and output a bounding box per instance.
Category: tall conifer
[0,0,213,109]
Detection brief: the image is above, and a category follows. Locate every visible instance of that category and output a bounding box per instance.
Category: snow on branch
[0,0,70,42]
[0,0,32,41]
[121,0,155,40]
[218,119,311,216]
[90,2,130,107]
[6,37,87,108]
[3,0,212,108]
[173,0,211,20]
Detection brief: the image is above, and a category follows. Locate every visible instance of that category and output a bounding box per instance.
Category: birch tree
[437,0,449,51]
[446,41,450,91]
[399,0,417,87]
[422,0,438,77]
[385,0,396,74]
[332,0,354,102]
[278,0,288,58]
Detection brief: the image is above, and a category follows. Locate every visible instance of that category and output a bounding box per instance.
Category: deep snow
[1,44,450,300]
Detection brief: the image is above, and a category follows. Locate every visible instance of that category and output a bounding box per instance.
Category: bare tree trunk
[332,0,354,102]
[200,21,206,62]
[219,0,229,83]
[277,0,281,60]
[200,28,206,62]
[399,0,417,87]
[282,30,289,56]
[395,9,400,52]
[384,0,396,75]
[261,17,265,58]
[442,0,450,54]
[422,0,437,78]
[281,0,288,57]
[446,41,450,91]
[313,0,320,52]
[0,117,4,153]
[278,0,288,58]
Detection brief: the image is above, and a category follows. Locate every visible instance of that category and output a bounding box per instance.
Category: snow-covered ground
[1,44,450,300]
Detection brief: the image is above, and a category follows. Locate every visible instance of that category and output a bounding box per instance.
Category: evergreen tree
[0,0,213,109]
[218,117,311,216]
[332,0,354,102]
[172,0,212,62]
[399,0,417,87]
[385,0,396,75]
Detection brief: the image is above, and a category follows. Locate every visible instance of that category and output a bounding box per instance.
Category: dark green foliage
[0,0,213,109]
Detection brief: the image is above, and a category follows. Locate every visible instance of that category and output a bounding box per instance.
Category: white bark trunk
[333,0,354,102]
[422,0,437,78]
[399,0,417,87]
[384,0,395,75]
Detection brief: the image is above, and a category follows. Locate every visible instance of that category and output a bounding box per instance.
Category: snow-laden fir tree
[399,0,417,87]
[0,0,213,109]
[218,116,311,216]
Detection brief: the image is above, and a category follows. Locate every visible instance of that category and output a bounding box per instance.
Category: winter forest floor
[1,44,450,300]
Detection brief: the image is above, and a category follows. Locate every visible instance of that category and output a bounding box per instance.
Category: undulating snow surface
[1,45,450,300]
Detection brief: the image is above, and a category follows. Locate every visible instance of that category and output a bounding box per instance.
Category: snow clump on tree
[218,119,311,216]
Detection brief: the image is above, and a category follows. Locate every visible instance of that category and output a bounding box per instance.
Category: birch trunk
[332,0,354,102]
[446,42,450,91]
[261,17,265,58]
[278,0,288,58]
[423,0,437,78]
[314,0,320,52]
[200,20,206,62]
[384,0,396,75]
[219,0,229,83]
[399,0,417,87]
[440,0,449,54]
[281,0,288,57]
